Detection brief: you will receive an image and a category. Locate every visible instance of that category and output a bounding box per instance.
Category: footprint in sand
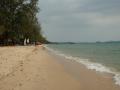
[20,68,23,72]
[19,83,22,87]
[12,73,15,76]
[19,61,24,72]
[19,61,24,67]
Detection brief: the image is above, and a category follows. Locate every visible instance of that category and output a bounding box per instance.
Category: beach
[0,46,120,90]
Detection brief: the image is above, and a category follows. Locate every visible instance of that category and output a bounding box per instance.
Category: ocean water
[45,43,120,86]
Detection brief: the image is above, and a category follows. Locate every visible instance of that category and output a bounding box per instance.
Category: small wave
[114,74,120,85]
[45,45,120,86]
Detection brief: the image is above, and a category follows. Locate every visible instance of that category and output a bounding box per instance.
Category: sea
[45,42,120,86]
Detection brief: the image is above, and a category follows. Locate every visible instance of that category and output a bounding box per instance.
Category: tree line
[0,0,48,45]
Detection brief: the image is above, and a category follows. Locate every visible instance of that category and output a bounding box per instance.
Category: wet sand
[0,46,120,90]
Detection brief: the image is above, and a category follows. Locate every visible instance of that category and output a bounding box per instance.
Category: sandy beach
[0,46,120,90]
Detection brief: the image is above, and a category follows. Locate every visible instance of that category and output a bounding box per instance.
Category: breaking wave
[44,45,120,86]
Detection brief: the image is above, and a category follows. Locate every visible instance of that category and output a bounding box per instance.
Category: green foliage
[0,0,47,45]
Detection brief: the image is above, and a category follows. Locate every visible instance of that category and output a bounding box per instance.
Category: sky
[38,0,120,42]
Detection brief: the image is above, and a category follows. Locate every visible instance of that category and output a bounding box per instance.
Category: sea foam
[44,45,120,86]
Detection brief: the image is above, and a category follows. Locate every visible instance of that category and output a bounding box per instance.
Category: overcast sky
[38,0,120,42]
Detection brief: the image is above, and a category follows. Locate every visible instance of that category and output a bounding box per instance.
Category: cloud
[38,0,120,42]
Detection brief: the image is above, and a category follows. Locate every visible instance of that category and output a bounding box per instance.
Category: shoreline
[45,45,120,90]
[0,46,120,90]
[45,45,120,86]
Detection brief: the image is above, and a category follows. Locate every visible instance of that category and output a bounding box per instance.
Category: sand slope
[0,46,120,90]
[0,46,81,90]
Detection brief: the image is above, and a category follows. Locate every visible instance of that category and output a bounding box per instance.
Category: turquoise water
[46,43,120,85]
[48,43,120,71]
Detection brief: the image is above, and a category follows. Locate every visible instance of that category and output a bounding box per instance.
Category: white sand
[0,46,120,90]
[0,46,80,90]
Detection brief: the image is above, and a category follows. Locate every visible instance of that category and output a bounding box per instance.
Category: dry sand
[0,46,120,90]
